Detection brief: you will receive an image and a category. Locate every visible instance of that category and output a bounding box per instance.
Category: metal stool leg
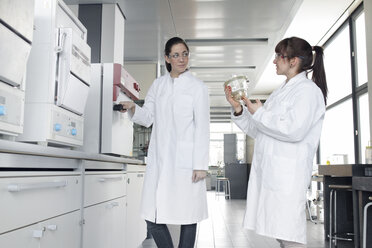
[307,199,316,223]
[215,180,219,199]
[227,180,231,200]
[363,202,372,248]
[227,180,231,199]
[329,189,334,248]
[334,190,338,247]
[223,180,229,199]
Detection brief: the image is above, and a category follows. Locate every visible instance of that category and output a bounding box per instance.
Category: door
[126,172,146,248]
[83,197,126,248]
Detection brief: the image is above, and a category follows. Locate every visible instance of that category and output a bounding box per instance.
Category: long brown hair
[164,37,189,72]
[275,37,328,105]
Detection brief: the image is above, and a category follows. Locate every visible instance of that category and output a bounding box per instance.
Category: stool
[329,184,354,248]
[363,196,372,248]
[215,177,230,200]
[307,199,322,224]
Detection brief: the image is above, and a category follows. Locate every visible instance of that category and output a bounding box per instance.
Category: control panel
[50,106,83,146]
[0,83,24,135]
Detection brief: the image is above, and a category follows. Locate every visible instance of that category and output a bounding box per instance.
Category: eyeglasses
[168,51,190,59]
[275,53,288,60]
[275,53,306,60]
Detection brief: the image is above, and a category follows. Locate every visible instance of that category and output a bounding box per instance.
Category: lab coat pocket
[176,141,194,169]
[263,155,295,193]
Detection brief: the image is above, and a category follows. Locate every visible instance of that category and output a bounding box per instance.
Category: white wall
[124,62,157,99]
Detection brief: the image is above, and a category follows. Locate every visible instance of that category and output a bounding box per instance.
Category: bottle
[366,141,372,164]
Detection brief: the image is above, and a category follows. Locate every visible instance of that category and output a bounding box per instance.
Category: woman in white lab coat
[225,37,327,248]
[120,37,210,248]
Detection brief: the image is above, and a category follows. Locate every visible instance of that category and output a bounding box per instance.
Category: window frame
[319,3,368,164]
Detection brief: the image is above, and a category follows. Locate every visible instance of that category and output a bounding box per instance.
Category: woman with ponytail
[225,36,327,247]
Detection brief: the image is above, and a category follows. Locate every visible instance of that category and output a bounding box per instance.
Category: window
[358,93,370,163]
[355,12,368,86]
[320,99,355,164]
[324,25,352,106]
[319,4,368,165]
[209,122,246,166]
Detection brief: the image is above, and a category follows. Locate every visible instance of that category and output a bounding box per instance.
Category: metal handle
[55,31,67,53]
[47,225,58,231]
[98,176,123,182]
[137,173,144,178]
[106,202,119,209]
[7,180,68,192]
[32,227,46,238]
[72,44,90,66]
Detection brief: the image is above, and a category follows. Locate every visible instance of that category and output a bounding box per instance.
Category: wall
[124,62,157,99]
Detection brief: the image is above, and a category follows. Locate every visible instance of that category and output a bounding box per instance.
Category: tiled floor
[141,191,349,248]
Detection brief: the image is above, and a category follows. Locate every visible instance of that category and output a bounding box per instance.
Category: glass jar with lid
[224,75,251,101]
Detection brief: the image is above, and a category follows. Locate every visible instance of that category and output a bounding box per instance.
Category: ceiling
[65,0,357,122]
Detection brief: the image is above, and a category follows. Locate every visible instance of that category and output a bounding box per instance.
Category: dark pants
[145,220,197,248]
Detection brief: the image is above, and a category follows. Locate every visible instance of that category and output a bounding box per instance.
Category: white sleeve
[231,106,258,139]
[252,86,325,142]
[192,84,210,170]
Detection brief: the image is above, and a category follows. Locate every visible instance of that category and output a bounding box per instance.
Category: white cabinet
[82,172,127,248]
[0,173,81,234]
[83,197,126,248]
[39,211,81,248]
[126,165,147,248]
[0,209,81,248]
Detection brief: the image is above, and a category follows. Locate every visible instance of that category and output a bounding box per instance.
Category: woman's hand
[224,86,242,113]
[242,97,262,115]
[192,170,207,183]
[118,101,136,113]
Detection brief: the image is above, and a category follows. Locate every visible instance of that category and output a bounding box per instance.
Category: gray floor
[141,191,347,248]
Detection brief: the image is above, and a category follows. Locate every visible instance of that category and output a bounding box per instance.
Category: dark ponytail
[311,46,328,105]
[275,37,328,105]
[164,37,189,72]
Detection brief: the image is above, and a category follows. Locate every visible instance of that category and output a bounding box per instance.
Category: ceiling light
[190,66,256,70]
[192,54,224,58]
[185,38,268,46]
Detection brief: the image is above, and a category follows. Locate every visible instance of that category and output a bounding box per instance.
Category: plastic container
[224,75,251,101]
[366,141,372,164]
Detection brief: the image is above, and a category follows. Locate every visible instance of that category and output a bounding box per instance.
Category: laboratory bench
[0,139,147,248]
[318,164,372,248]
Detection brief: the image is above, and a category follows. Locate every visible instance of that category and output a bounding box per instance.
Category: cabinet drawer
[84,173,126,207]
[0,175,81,234]
[0,210,81,248]
[83,197,126,248]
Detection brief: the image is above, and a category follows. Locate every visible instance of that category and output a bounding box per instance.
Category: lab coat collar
[167,69,191,81]
[282,71,307,89]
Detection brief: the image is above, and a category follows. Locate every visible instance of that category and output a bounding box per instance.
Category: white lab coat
[129,70,210,224]
[232,72,325,244]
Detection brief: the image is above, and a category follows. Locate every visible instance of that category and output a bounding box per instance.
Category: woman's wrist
[233,105,243,116]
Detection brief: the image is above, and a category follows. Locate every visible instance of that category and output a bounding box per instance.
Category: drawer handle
[98,176,123,182]
[7,180,68,192]
[32,227,45,238]
[106,202,119,209]
[47,225,58,231]
[137,174,144,178]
